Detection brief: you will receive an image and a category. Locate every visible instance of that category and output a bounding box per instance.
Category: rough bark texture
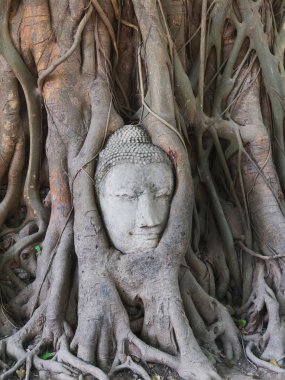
[0,0,285,379]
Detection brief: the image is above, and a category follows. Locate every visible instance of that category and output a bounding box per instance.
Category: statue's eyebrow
[155,186,172,193]
[107,188,137,196]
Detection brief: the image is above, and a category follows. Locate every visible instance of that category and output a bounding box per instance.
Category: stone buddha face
[96,125,174,254]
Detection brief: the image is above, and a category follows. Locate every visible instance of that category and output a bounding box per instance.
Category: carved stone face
[98,162,174,254]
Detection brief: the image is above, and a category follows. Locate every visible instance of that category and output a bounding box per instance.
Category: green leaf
[232,317,248,329]
[151,375,161,380]
[238,319,247,328]
[34,245,42,256]
[40,351,53,360]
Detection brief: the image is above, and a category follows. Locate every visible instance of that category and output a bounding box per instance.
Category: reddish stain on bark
[168,149,177,167]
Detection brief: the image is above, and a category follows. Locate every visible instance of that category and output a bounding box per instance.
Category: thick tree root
[3,2,285,380]
[0,312,222,380]
[0,327,108,380]
[57,335,108,380]
[126,331,222,380]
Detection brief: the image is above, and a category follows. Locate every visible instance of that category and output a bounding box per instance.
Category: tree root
[0,130,25,230]
[56,334,108,380]
[109,355,151,380]
[245,341,285,374]
[4,2,285,380]
[37,5,94,92]
[0,230,45,272]
[237,262,285,369]
[0,342,41,380]
[180,267,242,362]
[126,330,221,380]
[0,325,108,380]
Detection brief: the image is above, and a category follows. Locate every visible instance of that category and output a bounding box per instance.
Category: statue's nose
[136,193,160,228]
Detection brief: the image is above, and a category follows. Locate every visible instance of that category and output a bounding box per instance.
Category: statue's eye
[116,193,137,200]
[155,190,171,199]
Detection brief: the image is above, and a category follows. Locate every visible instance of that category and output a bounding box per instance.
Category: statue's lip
[130,232,160,237]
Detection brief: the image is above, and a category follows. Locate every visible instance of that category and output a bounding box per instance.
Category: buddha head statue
[95,125,174,254]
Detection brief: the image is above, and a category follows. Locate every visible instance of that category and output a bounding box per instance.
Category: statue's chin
[115,236,160,255]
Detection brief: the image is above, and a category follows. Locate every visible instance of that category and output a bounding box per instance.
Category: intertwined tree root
[1,0,285,379]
